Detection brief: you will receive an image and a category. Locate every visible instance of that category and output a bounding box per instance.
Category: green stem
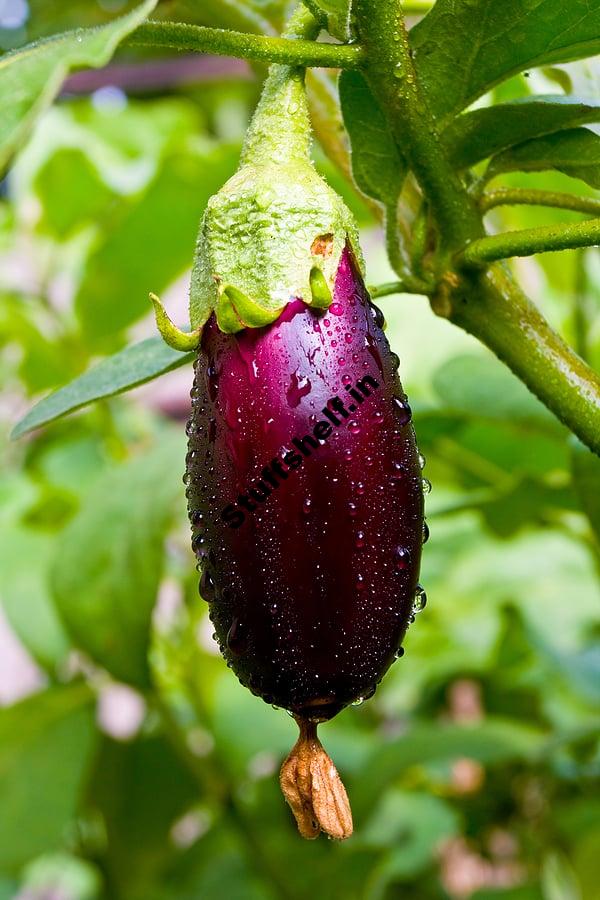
[155,693,299,900]
[370,281,411,298]
[446,265,600,454]
[239,5,320,167]
[129,20,365,68]
[482,189,600,217]
[573,249,592,363]
[353,0,483,249]
[384,200,432,292]
[460,218,600,267]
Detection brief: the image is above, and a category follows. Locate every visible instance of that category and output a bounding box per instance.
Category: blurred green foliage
[0,3,599,900]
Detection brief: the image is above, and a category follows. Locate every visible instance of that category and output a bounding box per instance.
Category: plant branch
[443,265,600,454]
[155,691,299,900]
[482,189,600,217]
[370,281,411,298]
[460,218,600,267]
[353,0,483,249]
[129,20,365,68]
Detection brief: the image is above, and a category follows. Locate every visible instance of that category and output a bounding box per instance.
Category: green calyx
[151,4,361,346]
[184,6,361,337]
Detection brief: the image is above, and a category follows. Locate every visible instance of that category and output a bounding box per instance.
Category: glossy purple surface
[186,248,424,720]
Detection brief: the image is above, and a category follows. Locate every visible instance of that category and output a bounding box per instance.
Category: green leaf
[305,0,349,39]
[446,96,600,170]
[0,526,71,671]
[51,435,185,688]
[432,353,561,432]
[0,683,96,871]
[87,734,198,894]
[411,1,600,120]
[487,128,600,189]
[11,337,194,440]
[353,718,546,815]
[542,853,582,900]
[75,143,240,342]
[338,70,406,205]
[0,0,158,175]
[358,791,460,890]
[571,438,600,544]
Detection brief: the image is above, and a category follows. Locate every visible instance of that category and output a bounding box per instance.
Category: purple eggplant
[185,246,424,722]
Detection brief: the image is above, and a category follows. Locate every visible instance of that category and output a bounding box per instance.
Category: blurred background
[1,2,599,899]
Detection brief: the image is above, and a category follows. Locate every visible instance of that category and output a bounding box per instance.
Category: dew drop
[422,478,432,495]
[356,574,365,590]
[413,585,427,613]
[348,420,361,435]
[199,569,216,602]
[227,618,248,655]
[394,546,410,571]
[372,410,385,425]
[390,352,400,370]
[356,481,365,496]
[395,646,405,659]
[422,521,430,544]
[207,365,219,401]
[418,452,426,470]
[391,460,407,481]
[348,501,358,518]
[352,696,365,706]
[369,302,385,328]
[355,530,366,549]
[191,533,206,555]
[393,397,412,426]
[329,302,343,315]
[302,497,313,516]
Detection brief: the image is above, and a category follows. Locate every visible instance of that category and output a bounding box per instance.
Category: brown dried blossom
[279,717,353,840]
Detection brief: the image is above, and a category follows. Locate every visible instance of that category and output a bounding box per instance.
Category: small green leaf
[446,96,600,170]
[51,435,185,688]
[487,128,600,189]
[411,1,600,120]
[571,438,600,544]
[305,0,350,39]
[0,0,158,175]
[353,718,546,816]
[11,337,194,440]
[75,143,241,342]
[542,853,582,900]
[87,734,198,894]
[0,683,96,871]
[339,70,406,206]
[0,527,71,671]
[432,354,561,432]
[357,791,459,879]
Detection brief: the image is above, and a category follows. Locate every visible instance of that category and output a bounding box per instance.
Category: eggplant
[151,25,427,837]
[185,246,424,721]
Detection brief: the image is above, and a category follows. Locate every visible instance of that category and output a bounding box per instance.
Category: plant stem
[482,189,600,217]
[155,692,299,900]
[370,281,411,298]
[353,0,483,249]
[460,218,600,266]
[447,265,600,454]
[129,20,365,68]
[573,249,592,363]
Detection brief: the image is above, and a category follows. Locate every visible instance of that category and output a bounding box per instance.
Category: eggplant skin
[186,247,424,721]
